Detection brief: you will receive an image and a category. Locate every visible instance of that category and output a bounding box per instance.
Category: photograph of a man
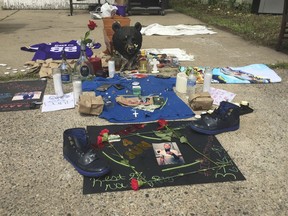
[153,142,185,166]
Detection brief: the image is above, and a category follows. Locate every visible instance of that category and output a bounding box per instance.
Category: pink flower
[157,119,168,130]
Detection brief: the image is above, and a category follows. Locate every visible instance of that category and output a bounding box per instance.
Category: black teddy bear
[112,22,142,71]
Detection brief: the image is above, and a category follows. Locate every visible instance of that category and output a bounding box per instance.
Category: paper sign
[41,92,75,112]
[209,87,236,105]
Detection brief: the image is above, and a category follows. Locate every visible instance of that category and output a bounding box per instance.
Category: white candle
[53,73,64,97]
[108,60,115,78]
[73,80,82,105]
[176,72,188,93]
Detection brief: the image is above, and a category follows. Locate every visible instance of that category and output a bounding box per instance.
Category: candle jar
[72,75,82,105]
[89,57,102,76]
[52,68,64,97]
[108,60,115,78]
[175,72,188,93]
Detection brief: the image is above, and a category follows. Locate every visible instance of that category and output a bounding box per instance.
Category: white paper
[41,92,75,112]
[209,87,236,106]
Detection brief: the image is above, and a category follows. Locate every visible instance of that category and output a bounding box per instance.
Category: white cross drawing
[133,110,139,118]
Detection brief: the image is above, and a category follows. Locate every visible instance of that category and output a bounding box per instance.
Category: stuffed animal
[112,22,142,71]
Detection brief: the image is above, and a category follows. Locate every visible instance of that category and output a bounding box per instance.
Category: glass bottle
[74,42,94,79]
[187,68,197,99]
[59,50,72,84]
[138,50,148,73]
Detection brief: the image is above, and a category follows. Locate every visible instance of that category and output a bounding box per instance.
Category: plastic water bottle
[187,69,197,98]
[203,67,212,92]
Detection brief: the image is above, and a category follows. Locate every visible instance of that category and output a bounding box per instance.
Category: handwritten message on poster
[41,92,75,112]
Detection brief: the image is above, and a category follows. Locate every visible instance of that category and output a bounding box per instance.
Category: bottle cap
[132,81,140,86]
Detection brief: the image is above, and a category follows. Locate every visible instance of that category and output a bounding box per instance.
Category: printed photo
[152,142,185,166]
[12,91,42,101]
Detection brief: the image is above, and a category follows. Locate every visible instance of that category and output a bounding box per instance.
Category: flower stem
[109,142,123,159]
[186,141,217,165]
[135,134,163,140]
[102,151,135,169]
[162,160,201,172]
[180,164,230,176]
[121,127,184,139]
[165,126,218,166]
[156,164,231,183]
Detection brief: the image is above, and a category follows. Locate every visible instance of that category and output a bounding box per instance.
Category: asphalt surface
[0,9,288,216]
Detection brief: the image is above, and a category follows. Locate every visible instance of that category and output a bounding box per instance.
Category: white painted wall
[3,0,253,9]
[3,0,97,9]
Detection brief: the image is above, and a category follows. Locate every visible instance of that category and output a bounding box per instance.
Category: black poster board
[83,121,245,194]
[0,80,47,112]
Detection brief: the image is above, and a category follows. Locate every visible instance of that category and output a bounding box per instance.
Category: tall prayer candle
[176,72,188,93]
[52,68,64,97]
[73,77,82,105]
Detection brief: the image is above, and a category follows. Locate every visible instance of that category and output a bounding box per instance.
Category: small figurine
[151,58,159,73]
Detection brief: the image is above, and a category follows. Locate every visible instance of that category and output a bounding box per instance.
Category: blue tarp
[82,74,194,123]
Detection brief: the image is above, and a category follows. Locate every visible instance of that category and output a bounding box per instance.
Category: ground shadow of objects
[0,23,28,34]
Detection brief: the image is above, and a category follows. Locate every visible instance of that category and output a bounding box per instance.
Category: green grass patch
[170,1,283,47]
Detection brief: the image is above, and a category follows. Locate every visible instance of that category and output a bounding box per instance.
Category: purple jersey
[21,40,95,61]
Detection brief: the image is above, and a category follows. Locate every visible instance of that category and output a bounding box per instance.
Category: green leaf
[154,130,173,141]
[173,131,181,138]
[154,130,173,138]
[120,159,129,165]
[84,31,90,39]
[136,134,163,140]
[84,38,92,44]
[161,136,172,141]
[180,136,188,144]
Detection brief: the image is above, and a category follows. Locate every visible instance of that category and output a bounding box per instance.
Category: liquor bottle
[74,42,94,79]
[187,68,197,99]
[138,50,148,73]
[59,50,72,83]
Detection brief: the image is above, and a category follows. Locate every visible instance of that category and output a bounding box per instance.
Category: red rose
[97,136,103,144]
[130,178,140,191]
[157,119,168,130]
[88,20,97,30]
[100,129,109,136]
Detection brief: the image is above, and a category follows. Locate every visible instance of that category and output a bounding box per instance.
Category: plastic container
[203,67,212,92]
[187,70,197,98]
